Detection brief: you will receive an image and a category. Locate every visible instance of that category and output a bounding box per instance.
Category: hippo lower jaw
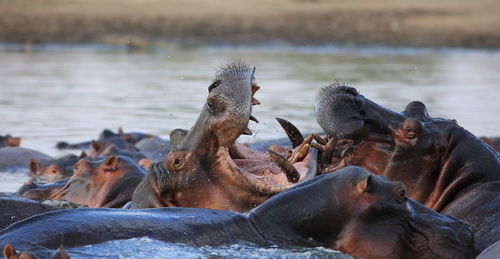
[209,143,317,198]
[317,135,394,175]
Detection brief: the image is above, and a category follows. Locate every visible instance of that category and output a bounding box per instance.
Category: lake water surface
[0,44,499,258]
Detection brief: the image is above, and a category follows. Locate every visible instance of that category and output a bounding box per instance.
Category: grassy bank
[1,0,499,48]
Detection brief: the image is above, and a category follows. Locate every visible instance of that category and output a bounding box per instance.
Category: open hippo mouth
[313,85,399,173]
[161,61,317,210]
[313,84,447,176]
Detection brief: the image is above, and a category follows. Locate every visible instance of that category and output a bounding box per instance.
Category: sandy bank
[0,0,499,48]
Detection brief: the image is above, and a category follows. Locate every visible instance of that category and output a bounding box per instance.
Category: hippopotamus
[55,128,154,150]
[26,155,145,208]
[3,244,69,259]
[134,136,171,162]
[89,142,146,162]
[17,178,69,201]
[480,136,500,152]
[28,153,86,182]
[0,147,53,173]
[314,84,500,255]
[0,166,473,258]
[0,194,59,230]
[131,62,317,211]
[0,135,21,148]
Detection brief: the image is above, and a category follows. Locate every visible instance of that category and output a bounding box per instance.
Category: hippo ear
[3,244,16,258]
[121,134,134,144]
[138,158,153,170]
[91,141,105,152]
[104,155,119,171]
[53,244,70,259]
[6,137,21,147]
[357,175,372,193]
[79,151,88,159]
[29,159,40,173]
[170,129,188,150]
[118,127,124,134]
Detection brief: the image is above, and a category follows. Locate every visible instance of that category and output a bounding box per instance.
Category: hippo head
[3,244,69,259]
[251,166,473,259]
[313,84,500,211]
[50,155,145,208]
[315,85,447,175]
[139,62,316,211]
[28,153,83,183]
[0,135,21,148]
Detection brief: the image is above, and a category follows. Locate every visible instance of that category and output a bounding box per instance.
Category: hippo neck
[428,125,500,211]
[247,178,349,248]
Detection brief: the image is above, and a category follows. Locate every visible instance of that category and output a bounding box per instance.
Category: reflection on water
[68,237,354,259]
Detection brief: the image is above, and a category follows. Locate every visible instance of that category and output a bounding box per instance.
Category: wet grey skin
[314,83,500,255]
[0,166,472,259]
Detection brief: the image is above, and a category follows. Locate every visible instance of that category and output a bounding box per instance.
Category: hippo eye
[403,127,416,139]
[396,188,406,202]
[208,80,221,92]
[52,170,57,174]
[174,158,183,168]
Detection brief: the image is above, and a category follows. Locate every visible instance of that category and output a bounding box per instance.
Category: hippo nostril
[396,187,407,202]
[174,158,183,168]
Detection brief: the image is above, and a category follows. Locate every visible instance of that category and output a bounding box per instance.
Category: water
[0,44,499,258]
[68,237,355,259]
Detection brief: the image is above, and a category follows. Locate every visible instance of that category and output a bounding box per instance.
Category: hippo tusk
[276,118,304,148]
[310,142,325,152]
[251,84,261,95]
[311,134,327,145]
[288,135,313,163]
[249,115,259,123]
[321,136,338,163]
[268,150,300,183]
[242,127,253,135]
[251,98,261,105]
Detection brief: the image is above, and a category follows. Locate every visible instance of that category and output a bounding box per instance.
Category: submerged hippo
[3,244,69,259]
[0,194,59,230]
[29,153,85,182]
[17,178,69,201]
[0,167,473,259]
[28,155,145,208]
[314,84,500,255]
[134,136,171,162]
[131,62,317,211]
[480,136,500,152]
[0,147,52,173]
[55,128,154,150]
[0,135,21,148]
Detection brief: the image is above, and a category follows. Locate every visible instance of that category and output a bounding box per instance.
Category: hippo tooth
[242,127,253,135]
[276,118,304,148]
[310,142,325,152]
[311,134,327,145]
[268,149,300,183]
[252,98,261,106]
[251,84,261,95]
[249,115,259,123]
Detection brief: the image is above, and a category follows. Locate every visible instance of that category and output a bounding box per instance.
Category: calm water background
[0,44,499,258]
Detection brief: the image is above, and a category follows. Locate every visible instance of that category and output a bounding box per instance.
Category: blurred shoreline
[1,0,499,49]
